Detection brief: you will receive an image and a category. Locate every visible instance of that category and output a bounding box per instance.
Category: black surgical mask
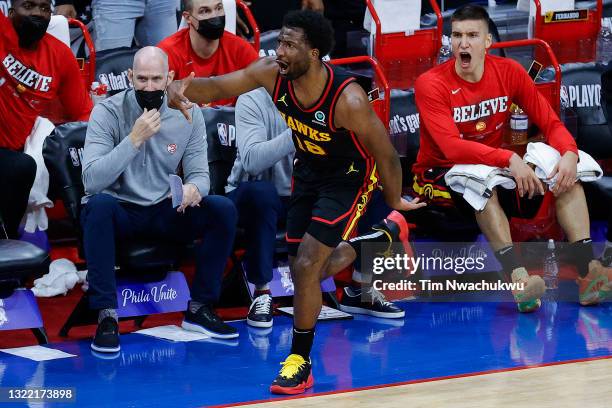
[193,15,225,40]
[12,14,50,48]
[134,89,165,111]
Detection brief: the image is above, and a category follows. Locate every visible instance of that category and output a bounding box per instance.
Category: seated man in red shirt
[413,5,611,311]
[158,0,258,107]
[0,0,92,239]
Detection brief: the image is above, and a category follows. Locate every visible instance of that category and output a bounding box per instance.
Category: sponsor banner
[117,271,190,318]
[245,260,335,298]
[0,289,43,331]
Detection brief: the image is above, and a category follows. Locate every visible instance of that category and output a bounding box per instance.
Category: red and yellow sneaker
[511,267,545,313]
[577,260,612,306]
[270,354,314,395]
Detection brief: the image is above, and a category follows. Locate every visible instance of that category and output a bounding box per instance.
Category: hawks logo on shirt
[167,144,177,154]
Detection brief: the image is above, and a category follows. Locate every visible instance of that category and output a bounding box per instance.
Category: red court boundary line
[206,354,612,408]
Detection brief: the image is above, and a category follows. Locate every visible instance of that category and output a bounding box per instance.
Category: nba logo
[167,144,177,154]
[217,123,228,146]
[68,147,80,167]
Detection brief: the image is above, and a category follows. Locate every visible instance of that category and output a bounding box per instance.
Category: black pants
[0,148,36,239]
[81,194,238,309]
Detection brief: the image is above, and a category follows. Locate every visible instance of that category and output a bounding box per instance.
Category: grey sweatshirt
[226,87,295,196]
[82,89,209,205]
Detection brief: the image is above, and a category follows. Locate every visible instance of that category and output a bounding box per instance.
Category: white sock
[352,269,372,284]
[98,308,117,323]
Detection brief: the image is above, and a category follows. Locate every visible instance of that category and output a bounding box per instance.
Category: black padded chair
[43,122,182,336]
[588,68,612,218]
[0,237,51,343]
[94,46,139,96]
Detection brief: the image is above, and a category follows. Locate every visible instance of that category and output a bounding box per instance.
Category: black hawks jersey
[272,62,372,166]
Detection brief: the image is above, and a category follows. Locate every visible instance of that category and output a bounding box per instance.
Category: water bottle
[90,82,108,105]
[597,18,612,64]
[543,239,559,290]
[507,104,528,145]
[438,35,452,65]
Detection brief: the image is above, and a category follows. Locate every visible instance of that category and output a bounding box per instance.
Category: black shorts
[412,167,544,221]
[286,158,378,256]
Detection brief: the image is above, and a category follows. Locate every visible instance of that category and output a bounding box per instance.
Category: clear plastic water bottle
[543,239,559,290]
[597,18,612,64]
[438,35,452,65]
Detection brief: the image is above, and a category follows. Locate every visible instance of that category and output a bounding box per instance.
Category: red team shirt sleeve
[415,75,514,168]
[58,46,93,122]
[508,61,578,156]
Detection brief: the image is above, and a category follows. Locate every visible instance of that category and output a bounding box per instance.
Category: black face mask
[12,14,50,48]
[193,15,225,40]
[134,89,165,111]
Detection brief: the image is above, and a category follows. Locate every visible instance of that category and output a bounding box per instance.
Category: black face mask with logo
[12,14,50,49]
[193,15,225,40]
[134,89,165,111]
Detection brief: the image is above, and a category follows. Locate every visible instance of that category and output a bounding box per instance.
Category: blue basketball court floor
[1,281,611,407]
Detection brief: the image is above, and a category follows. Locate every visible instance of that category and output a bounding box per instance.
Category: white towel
[46,15,71,48]
[31,258,81,297]
[22,117,55,233]
[364,0,421,34]
[445,164,516,211]
[523,142,603,188]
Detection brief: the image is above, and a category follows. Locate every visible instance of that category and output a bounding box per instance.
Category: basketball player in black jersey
[167,10,425,394]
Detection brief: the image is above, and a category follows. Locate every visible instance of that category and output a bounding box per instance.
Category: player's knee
[292,255,320,281]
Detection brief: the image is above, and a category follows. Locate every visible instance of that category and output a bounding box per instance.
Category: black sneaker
[270,354,314,395]
[181,304,238,339]
[339,286,405,319]
[91,316,120,353]
[247,294,273,328]
[348,211,409,260]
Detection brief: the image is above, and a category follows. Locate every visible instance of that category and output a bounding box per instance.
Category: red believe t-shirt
[0,12,92,150]
[158,28,258,107]
[413,55,577,172]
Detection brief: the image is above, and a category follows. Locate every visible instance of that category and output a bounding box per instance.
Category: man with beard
[158,0,258,107]
[0,0,92,239]
[167,10,424,394]
[81,46,239,353]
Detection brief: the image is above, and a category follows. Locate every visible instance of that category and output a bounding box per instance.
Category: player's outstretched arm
[335,83,426,212]
[167,57,279,122]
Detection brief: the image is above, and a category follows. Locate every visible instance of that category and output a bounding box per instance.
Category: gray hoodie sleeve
[82,102,140,195]
[235,92,294,176]
[182,107,210,197]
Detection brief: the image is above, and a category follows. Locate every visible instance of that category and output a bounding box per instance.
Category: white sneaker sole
[90,342,120,353]
[181,320,239,339]
[339,304,405,319]
[247,317,273,328]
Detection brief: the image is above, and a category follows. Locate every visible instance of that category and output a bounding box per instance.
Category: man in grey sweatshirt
[81,47,238,353]
[226,87,294,328]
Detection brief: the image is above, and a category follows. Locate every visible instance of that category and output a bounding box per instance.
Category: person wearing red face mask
[0,0,92,239]
[158,0,258,107]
